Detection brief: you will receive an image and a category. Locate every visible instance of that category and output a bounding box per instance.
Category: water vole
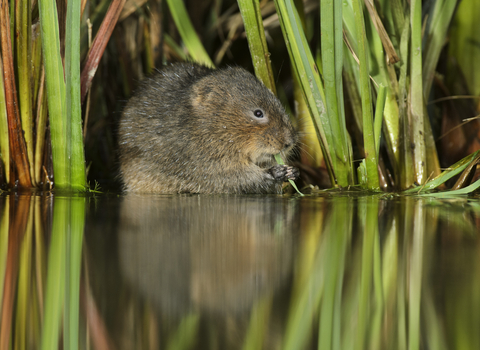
[118,63,299,193]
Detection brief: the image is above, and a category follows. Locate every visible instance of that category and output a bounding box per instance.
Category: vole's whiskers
[293,141,317,161]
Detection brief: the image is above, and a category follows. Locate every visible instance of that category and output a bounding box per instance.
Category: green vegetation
[0,0,479,194]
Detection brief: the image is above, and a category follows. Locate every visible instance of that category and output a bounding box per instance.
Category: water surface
[1,193,479,349]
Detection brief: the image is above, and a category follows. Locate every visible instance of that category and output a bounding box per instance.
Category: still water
[1,193,479,349]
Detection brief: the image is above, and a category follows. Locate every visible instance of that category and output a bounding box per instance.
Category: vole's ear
[191,82,215,109]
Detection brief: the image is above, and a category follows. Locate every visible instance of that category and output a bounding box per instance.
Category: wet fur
[118,63,298,193]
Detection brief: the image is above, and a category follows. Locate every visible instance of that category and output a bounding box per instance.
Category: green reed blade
[404,150,480,193]
[65,0,87,190]
[32,24,43,110]
[237,0,277,93]
[410,0,426,185]
[238,0,311,192]
[449,0,480,97]
[165,0,214,67]
[423,0,458,98]
[352,0,379,190]
[38,0,68,188]
[344,0,401,189]
[164,33,188,61]
[398,18,414,189]
[321,0,352,186]
[273,0,336,186]
[416,177,480,197]
[374,87,386,158]
[34,80,48,185]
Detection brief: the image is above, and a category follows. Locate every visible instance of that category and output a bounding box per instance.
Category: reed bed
[0,0,479,193]
[1,194,480,349]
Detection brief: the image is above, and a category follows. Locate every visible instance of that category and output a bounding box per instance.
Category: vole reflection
[118,195,298,317]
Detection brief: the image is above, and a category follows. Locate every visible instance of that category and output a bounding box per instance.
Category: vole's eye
[253,109,264,118]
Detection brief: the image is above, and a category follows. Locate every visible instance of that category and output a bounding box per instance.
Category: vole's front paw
[269,165,300,182]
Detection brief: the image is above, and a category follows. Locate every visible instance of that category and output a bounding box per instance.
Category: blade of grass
[404,150,480,193]
[65,0,87,190]
[352,0,379,190]
[32,23,43,109]
[292,0,324,172]
[364,0,399,64]
[164,33,188,61]
[410,0,426,185]
[165,0,213,67]
[295,71,324,168]
[374,86,386,158]
[422,0,458,98]
[416,177,480,197]
[34,71,48,185]
[390,0,405,38]
[345,0,401,189]
[398,18,414,189]
[38,0,68,188]
[449,0,480,97]
[16,0,35,186]
[273,0,336,186]
[321,0,353,186]
[237,0,276,93]
[239,0,305,189]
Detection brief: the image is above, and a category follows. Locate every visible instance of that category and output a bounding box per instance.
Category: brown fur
[118,63,299,193]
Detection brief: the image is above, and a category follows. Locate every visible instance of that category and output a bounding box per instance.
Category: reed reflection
[1,194,480,349]
[0,194,86,350]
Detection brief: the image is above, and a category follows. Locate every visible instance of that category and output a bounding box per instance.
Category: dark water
[1,193,479,349]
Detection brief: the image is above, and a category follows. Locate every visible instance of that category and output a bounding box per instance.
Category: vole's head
[191,66,297,164]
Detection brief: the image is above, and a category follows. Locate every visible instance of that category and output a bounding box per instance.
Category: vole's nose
[283,130,297,150]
